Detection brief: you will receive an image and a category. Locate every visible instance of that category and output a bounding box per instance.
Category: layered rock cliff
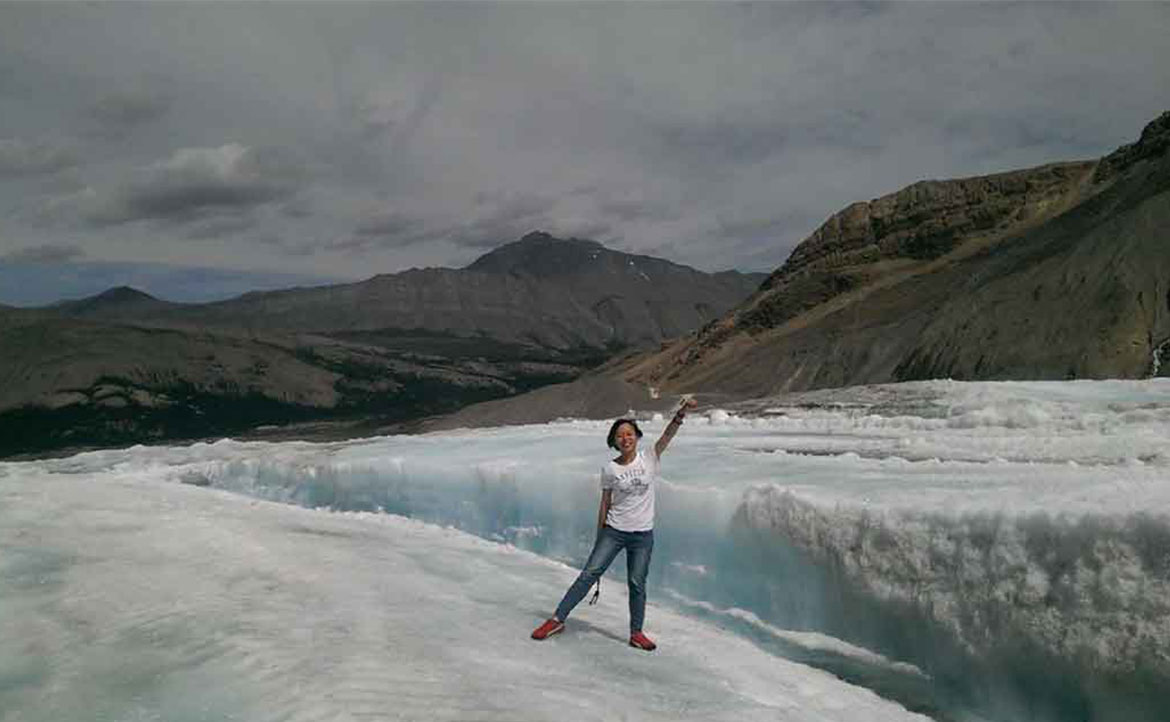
[737,161,1094,334]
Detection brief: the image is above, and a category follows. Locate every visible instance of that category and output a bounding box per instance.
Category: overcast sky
[1,1,1167,305]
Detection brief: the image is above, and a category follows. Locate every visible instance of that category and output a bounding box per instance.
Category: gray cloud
[355,73,443,145]
[1,243,85,264]
[596,198,676,224]
[280,197,313,219]
[89,87,172,138]
[333,193,561,255]
[88,144,305,226]
[182,214,260,240]
[716,212,814,246]
[0,137,77,176]
[353,211,424,240]
[325,210,429,252]
[326,210,434,254]
[450,194,561,249]
[647,119,791,176]
[0,1,1166,296]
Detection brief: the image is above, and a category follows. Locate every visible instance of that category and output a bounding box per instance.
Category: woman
[531,397,698,651]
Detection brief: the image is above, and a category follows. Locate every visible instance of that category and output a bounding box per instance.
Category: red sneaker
[531,618,564,640]
[628,631,657,651]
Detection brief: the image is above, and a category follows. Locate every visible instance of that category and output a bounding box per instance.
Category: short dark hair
[607,418,643,450]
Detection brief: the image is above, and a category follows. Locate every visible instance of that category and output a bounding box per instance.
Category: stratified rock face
[745,162,1094,331]
[779,164,1089,275]
[621,110,1170,397]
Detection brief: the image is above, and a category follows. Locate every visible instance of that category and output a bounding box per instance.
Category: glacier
[3,378,1170,721]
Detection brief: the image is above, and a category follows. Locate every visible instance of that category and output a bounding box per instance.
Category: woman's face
[614,422,639,455]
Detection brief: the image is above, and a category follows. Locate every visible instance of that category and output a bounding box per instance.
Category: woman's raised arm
[655,397,697,457]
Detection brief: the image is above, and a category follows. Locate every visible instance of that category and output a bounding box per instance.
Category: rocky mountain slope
[632,110,1170,394]
[0,235,762,457]
[434,111,1170,428]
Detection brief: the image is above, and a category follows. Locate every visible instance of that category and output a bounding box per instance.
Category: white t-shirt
[601,447,659,532]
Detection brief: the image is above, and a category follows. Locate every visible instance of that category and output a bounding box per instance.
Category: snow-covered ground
[4,378,1170,721]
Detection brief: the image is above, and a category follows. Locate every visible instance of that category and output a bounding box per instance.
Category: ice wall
[730,379,1170,720]
[740,485,1170,677]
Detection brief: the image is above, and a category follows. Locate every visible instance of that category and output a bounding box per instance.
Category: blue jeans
[555,525,654,633]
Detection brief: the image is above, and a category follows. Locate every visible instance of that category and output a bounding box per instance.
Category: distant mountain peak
[92,286,158,303]
[466,232,608,276]
[50,285,168,313]
[514,230,604,250]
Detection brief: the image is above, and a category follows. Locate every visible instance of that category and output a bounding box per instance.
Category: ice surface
[4,379,1170,721]
[0,466,926,721]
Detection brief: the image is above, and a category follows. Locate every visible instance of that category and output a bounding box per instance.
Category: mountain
[54,232,764,354]
[431,110,1170,428]
[631,110,1170,394]
[0,235,763,457]
[51,286,178,319]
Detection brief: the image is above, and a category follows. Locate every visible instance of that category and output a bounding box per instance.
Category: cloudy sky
[0,1,1167,305]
